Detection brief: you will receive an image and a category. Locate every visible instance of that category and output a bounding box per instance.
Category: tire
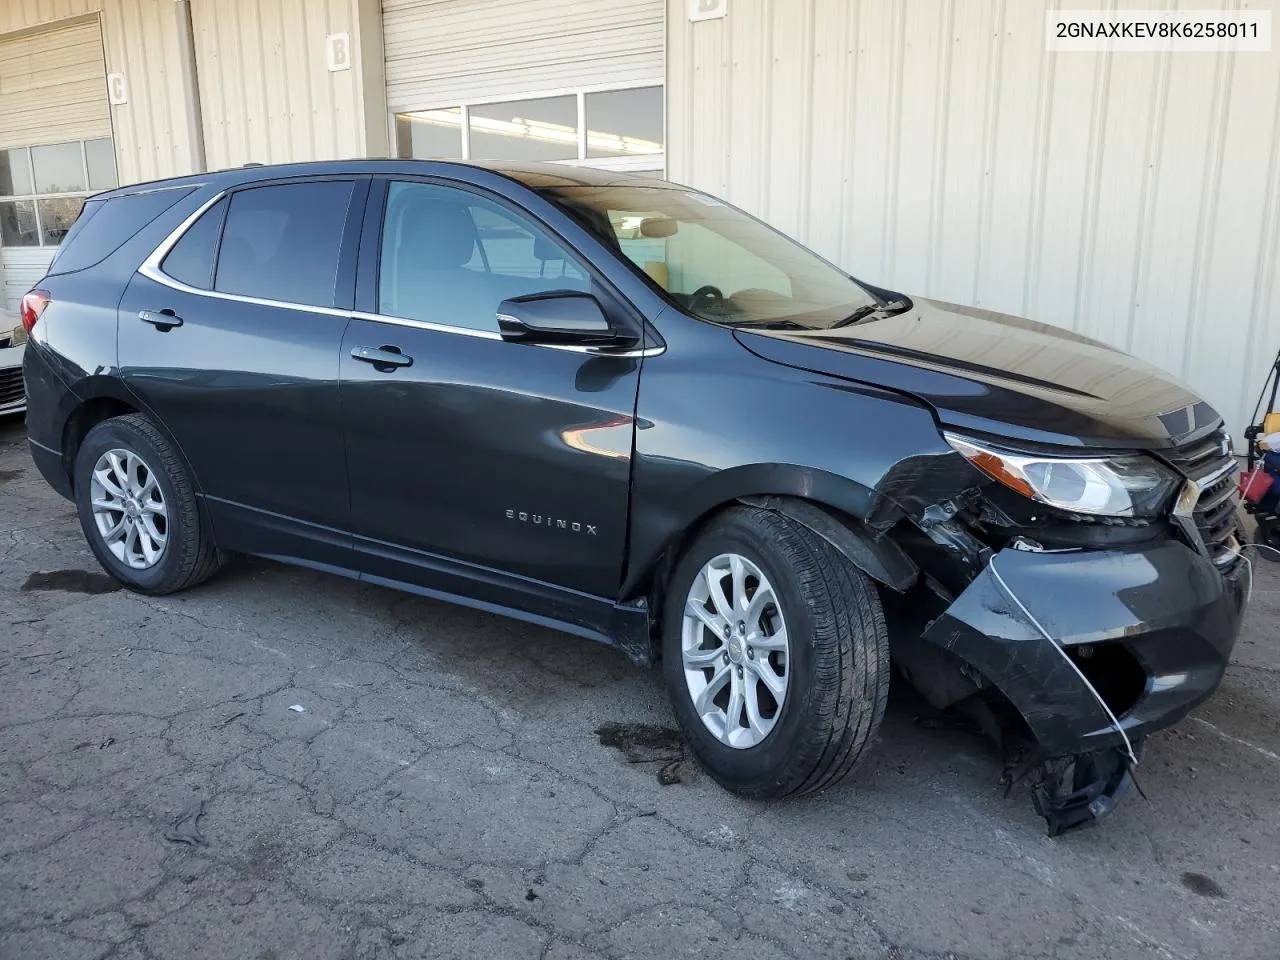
[1252,516,1280,562]
[662,505,890,799]
[74,413,222,594]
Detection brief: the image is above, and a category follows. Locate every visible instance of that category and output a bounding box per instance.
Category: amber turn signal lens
[968,450,1036,498]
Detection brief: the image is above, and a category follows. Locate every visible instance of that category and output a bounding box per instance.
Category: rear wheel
[74,414,222,594]
[662,506,890,798]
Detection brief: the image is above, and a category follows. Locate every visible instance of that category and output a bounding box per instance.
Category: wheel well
[636,496,914,661]
[61,397,139,487]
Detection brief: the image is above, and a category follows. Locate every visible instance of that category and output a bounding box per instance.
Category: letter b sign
[326,33,351,72]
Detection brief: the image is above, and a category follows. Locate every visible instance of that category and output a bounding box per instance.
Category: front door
[118,177,366,560]
[340,178,641,599]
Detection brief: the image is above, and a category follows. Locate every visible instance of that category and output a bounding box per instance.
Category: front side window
[379,180,589,332]
[214,181,354,309]
[537,185,877,330]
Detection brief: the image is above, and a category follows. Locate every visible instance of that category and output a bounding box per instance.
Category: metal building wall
[188,0,386,171]
[668,0,1280,439]
[0,0,100,34]
[100,0,200,185]
[0,2,199,186]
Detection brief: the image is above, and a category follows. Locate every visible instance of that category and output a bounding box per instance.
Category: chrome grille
[0,367,24,409]
[1164,428,1241,567]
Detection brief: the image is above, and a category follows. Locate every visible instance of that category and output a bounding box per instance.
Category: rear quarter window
[47,187,195,276]
[161,198,227,290]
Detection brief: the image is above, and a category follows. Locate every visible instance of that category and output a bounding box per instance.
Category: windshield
[537,184,878,328]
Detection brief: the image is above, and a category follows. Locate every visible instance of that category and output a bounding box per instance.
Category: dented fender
[738,495,917,591]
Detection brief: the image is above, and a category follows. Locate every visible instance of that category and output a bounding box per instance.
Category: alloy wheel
[90,448,168,570]
[681,553,790,748]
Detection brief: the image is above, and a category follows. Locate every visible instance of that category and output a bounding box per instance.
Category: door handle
[139,309,183,331]
[351,345,413,370]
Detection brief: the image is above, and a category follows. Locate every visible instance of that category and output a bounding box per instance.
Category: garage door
[0,17,115,309]
[385,0,665,172]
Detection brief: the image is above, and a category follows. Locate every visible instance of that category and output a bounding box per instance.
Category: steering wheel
[688,284,727,311]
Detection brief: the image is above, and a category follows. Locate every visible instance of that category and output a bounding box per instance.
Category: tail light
[20,289,49,335]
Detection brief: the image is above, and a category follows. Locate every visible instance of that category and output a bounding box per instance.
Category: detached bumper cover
[923,539,1248,757]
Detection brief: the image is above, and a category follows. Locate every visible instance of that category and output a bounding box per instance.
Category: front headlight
[8,324,25,346]
[945,433,1179,518]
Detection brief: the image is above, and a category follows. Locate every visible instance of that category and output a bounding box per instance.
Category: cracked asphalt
[2,416,1279,960]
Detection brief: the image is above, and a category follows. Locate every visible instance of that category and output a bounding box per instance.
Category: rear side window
[161,198,227,289]
[48,187,194,276]
[214,181,354,309]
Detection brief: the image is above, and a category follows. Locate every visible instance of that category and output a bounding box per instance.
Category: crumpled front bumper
[923,538,1249,758]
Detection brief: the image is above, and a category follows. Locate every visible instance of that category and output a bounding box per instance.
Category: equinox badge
[505,509,597,536]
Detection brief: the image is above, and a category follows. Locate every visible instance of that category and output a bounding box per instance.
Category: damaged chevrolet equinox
[23,161,1249,833]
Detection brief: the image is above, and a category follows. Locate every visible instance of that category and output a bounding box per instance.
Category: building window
[395,85,664,171]
[0,139,117,248]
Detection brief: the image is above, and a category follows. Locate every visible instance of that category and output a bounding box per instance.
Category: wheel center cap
[124,500,140,518]
[727,639,744,664]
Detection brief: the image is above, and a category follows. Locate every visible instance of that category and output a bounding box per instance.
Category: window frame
[141,175,369,314]
[356,174,650,348]
[159,196,228,290]
[0,139,117,248]
[393,81,665,174]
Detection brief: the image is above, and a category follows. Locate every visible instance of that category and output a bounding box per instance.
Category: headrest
[396,198,478,268]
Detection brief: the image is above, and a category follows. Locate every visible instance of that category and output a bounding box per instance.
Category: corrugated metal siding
[189,0,374,170]
[0,16,110,149]
[383,0,664,111]
[669,0,1280,440]
[99,0,197,185]
[0,0,101,35]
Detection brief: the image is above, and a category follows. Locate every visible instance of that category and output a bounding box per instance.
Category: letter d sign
[689,0,726,22]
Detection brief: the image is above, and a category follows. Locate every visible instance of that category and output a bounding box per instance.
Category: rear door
[118,176,367,561]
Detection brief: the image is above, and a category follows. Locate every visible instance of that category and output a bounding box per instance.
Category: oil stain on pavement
[22,569,121,594]
[1180,871,1226,898]
[596,722,689,785]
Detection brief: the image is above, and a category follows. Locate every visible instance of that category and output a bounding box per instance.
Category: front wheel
[662,506,890,799]
[1252,515,1280,562]
[74,413,223,594]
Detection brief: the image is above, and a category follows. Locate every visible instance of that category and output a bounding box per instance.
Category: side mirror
[496,292,636,346]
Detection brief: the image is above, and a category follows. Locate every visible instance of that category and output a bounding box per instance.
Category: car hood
[733,297,1219,450]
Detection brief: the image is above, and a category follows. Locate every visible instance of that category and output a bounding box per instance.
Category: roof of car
[92,159,683,202]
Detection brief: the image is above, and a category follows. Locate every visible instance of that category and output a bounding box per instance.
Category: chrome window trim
[137,187,665,354]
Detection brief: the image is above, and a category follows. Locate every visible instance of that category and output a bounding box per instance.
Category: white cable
[1243,541,1280,560]
[1236,539,1280,606]
[987,555,1139,766]
[1232,549,1255,606]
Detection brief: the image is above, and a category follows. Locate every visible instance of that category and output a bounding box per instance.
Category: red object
[19,289,49,334]
[1240,467,1274,504]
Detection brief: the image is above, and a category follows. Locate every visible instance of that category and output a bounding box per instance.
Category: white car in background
[1,307,26,416]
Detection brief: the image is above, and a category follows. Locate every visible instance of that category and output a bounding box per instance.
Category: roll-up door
[384,0,663,111]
